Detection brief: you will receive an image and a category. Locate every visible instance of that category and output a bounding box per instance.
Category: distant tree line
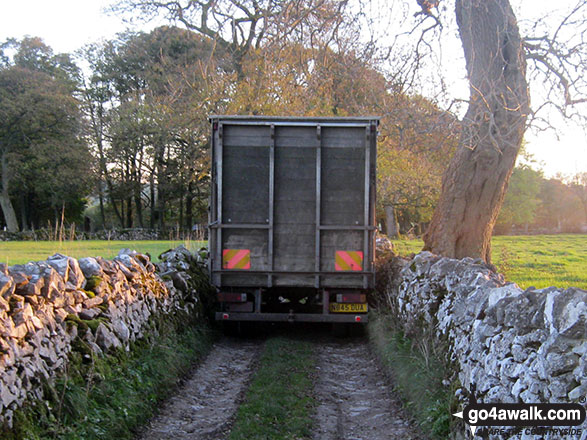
[0,1,584,238]
[495,169,587,235]
[0,38,92,232]
[0,19,460,234]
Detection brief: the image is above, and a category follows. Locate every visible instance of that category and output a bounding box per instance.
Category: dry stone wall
[0,246,205,427]
[384,252,587,439]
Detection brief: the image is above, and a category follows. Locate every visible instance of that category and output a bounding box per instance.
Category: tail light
[218,292,247,302]
[336,293,366,303]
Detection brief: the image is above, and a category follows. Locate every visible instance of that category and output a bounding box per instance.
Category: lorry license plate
[329,303,368,313]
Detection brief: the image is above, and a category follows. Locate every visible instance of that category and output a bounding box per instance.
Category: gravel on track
[138,331,422,440]
[312,338,419,440]
[138,338,262,440]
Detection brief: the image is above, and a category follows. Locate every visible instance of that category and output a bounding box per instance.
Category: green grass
[368,312,456,439]
[229,337,316,440]
[391,237,424,256]
[3,234,585,289]
[5,317,215,440]
[0,240,207,266]
[391,234,586,290]
[491,235,586,290]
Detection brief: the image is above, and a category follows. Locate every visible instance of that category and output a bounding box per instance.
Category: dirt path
[138,338,262,440]
[312,338,418,440]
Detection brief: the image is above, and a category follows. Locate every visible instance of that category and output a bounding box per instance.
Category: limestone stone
[66,258,86,290]
[78,257,104,278]
[546,288,587,338]
[0,274,15,298]
[0,380,18,408]
[0,246,205,426]
[54,308,68,323]
[112,320,130,342]
[11,323,28,339]
[23,275,44,296]
[79,308,101,320]
[95,323,121,351]
[41,268,64,298]
[30,316,43,330]
[46,254,70,282]
[83,296,103,309]
[11,272,29,289]
[545,352,579,376]
[568,382,587,401]
[0,297,9,313]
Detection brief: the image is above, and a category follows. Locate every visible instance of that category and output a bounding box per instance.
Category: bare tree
[522,1,587,126]
[422,0,530,262]
[109,0,352,77]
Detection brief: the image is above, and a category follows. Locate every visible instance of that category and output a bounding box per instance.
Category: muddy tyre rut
[312,339,417,440]
[139,335,419,440]
[138,338,262,440]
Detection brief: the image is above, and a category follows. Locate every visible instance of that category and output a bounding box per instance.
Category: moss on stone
[85,276,103,292]
[65,314,81,324]
[66,314,89,333]
[71,336,92,357]
[83,318,108,332]
[82,289,96,298]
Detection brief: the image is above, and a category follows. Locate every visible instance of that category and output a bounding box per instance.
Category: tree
[377,93,458,237]
[535,176,586,232]
[569,172,587,223]
[495,165,543,233]
[422,0,530,263]
[80,26,228,229]
[0,38,92,231]
[110,0,352,77]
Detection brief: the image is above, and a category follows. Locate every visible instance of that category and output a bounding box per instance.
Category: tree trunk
[385,204,400,238]
[149,172,156,229]
[135,190,144,228]
[118,197,123,228]
[91,102,123,228]
[0,151,19,232]
[135,147,145,228]
[423,0,529,263]
[155,145,166,230]
[98,179,106,228]
[20,192,28,231]
[126,197,133,228]
[179,191,184,234]
[185,182,193,230]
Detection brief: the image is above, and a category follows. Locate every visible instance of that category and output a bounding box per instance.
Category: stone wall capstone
[385,252,587,440]
[0,245,206,428]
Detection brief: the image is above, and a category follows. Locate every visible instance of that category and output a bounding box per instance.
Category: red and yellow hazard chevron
[335,250,363,271]
[222,249,251,270]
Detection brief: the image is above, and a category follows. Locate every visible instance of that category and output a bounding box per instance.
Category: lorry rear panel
[208,116,378,323]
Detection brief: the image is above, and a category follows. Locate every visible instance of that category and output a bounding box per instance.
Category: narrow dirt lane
[312,338,418,440]
[138,338,262,440]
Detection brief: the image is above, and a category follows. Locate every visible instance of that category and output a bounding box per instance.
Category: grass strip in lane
[229,336,316,440]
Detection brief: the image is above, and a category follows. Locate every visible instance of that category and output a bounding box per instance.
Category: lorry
[208,115,378,325]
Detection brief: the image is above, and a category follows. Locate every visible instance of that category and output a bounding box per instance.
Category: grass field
[1,235,584,289]
[0,240,207,266]
[391,234,587,290]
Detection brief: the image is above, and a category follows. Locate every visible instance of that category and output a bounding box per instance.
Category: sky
[1,0,585,178]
